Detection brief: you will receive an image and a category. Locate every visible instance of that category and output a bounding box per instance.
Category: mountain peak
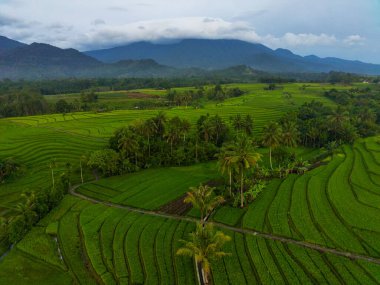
[0,35,26,55]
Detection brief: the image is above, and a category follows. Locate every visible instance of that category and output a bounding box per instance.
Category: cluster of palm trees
[106,112,232,173]
[295,100,377,147]
[167,85,245,108]
[1,161,71,247]
[178,185,230,284]
[217,136,262,208]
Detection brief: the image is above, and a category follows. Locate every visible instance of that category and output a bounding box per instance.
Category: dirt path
[69,184,380,266]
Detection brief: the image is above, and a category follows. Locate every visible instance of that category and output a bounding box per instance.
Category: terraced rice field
[77,163,218,210]
[4,137,380,284]
[241,137,380,258]
[2,192,380,285]
[0,83,335,218]
[3,83,380,284]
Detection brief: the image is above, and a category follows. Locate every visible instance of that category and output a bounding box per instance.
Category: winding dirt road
[69,184,380,266]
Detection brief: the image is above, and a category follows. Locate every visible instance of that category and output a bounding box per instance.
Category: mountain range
[0,35,380,80]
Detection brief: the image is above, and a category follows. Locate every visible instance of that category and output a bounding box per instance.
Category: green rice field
[2,83,380,284]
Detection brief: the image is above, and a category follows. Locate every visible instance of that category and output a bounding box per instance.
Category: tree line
[167,85,245,107]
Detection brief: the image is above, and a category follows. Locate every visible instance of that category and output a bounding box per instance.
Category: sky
[0,0,380,63]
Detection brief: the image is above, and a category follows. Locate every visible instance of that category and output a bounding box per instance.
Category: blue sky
[0,0,379,63]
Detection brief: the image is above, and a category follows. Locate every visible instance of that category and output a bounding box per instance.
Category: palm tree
[232,114,244,133]
[184,185,224,225]
[118,133,139,166]
[49,159,57,188]
[228,136,262,208]
[328,107,349,139]
[262,122,282,170]
[79,154,87,184]
[217,143,236,196]
[199,118,215,143]
[281,121,299,148]
[244,115,254,136]
[180,119,191,142]
[15,192,37,226]
[177,223,231,285]
[165,116,183,155]
[152,111,167,137]
[210,115,225,145]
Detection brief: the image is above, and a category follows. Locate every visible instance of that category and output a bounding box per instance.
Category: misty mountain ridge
[85,39,380,75]
[1,36,380,79]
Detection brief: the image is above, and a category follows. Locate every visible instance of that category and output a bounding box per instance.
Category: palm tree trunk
[80,160,83,184]
[203,266,209,285]
[269,147,273,170]
[170,141,173,156]
[148,134,151,157]
[195,141,198,161]
[51,169,55,188]
[240,170,244,208]
[229,169,232,196]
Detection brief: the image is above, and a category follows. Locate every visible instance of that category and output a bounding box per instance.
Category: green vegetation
[1,82,380,284]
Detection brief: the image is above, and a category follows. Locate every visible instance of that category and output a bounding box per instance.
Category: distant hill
[0,35,26,55]
[0,43,179,79]
[1,36,379,79]
[0,39,266,80]
[85,39,380,75]
[0,43,104,79]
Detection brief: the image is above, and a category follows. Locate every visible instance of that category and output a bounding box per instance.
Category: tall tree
[232,114,245,133]
[184,185,224,225]
[228,136,262,208]
[177,223,231,285]
[281,121,299,148]
[262,122,282,170]
[328,107,349,139]
[152,111,167,137]
[48,159,57,188]
[217,143,236,196]
[180,118,191,142]
[118,132,139,166]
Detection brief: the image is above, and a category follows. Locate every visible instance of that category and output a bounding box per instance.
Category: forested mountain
[0,35,26,55]
[86,39,380,75]
[1,36,380,79]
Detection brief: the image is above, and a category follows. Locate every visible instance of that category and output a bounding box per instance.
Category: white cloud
[344,34,365,46]
[265,33,337,47]
[0,0,378,62]
[79,17,262,49]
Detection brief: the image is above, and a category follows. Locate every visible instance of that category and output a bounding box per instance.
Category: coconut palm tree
[48,159,57,188]
[180,118,191,143]
[15,192,37,226]
[177,223,231,285]
[79,154,87,184]
[152,111,167,137]
[328,107,349,139]
[217,143,236,196]
[244,115,254,136]
[262,122,282,170]
[232,114,244,133]
[281,121,299,148]
[118,132,139,166]
[228,136,262,208]
[184,185,224,225]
